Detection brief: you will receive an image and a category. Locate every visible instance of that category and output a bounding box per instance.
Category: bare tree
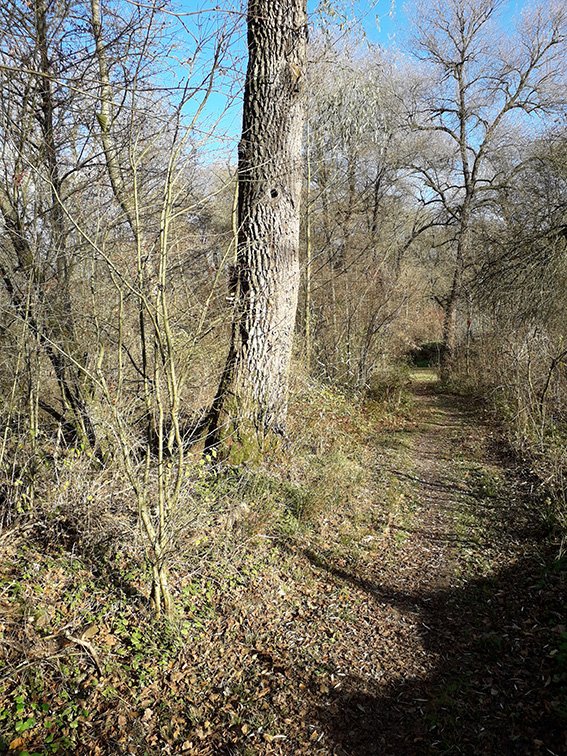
[0,0,235,614]
[304,40,436,385]
[408,0,567,376]
[0,0,103,450]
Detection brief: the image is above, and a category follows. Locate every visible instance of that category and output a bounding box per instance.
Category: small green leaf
[15,716,36,733]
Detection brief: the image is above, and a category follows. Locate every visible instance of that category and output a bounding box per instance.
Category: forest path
[308,372,566,755]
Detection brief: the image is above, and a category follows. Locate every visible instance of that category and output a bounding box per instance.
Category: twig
[63,633,103,676]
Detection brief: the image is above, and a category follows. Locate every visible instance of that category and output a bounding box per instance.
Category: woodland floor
[1,373,566,755]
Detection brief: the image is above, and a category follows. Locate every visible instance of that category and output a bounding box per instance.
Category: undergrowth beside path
[1,373,565,755]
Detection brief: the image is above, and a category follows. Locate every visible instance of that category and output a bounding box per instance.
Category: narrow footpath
[307,375,566,755]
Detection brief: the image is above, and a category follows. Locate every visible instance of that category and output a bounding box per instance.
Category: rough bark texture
[207,0,307,460]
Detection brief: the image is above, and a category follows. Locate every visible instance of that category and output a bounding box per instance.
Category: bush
[450,332,567,532]
[366,363,412,407]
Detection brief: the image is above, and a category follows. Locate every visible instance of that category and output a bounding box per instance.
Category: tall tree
[408,0,566,377]
[0,0,101,450]
[207,0,308,461]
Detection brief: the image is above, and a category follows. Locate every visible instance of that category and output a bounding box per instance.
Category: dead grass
[0,371,410,754]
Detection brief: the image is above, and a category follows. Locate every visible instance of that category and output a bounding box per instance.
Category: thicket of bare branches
[1,0,566,612]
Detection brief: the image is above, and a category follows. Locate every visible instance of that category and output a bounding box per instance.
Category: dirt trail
[310,376,566,755]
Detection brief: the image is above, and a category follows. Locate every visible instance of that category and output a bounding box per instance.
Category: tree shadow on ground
[304,545,566,756]
[25,515,149,607]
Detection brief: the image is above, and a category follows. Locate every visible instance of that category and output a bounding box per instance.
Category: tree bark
[440,201,470,381]
[206,0,307,461]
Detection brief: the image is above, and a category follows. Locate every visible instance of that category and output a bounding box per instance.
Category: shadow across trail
[305,379,566,755]
[309,547,565,755]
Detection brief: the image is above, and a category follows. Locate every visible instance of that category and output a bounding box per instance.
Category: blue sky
[327,0,530,49]
[174,0,532,162]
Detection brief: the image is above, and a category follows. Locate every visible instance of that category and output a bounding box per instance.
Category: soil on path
[302,376,566,755]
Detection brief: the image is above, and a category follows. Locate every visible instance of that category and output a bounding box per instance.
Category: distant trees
[408,0,567,376]
[303,41,440,385]
[478,127,567,307]
[207,0,308,461]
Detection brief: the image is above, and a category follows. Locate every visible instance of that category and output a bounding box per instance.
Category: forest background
[0,0,566,751]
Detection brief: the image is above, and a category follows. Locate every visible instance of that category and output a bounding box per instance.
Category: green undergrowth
[0,372,416,754]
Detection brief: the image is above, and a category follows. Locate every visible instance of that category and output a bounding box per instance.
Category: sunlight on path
[409,367,439,384]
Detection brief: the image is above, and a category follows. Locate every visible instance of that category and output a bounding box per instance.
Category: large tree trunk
[206,0,307,462]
